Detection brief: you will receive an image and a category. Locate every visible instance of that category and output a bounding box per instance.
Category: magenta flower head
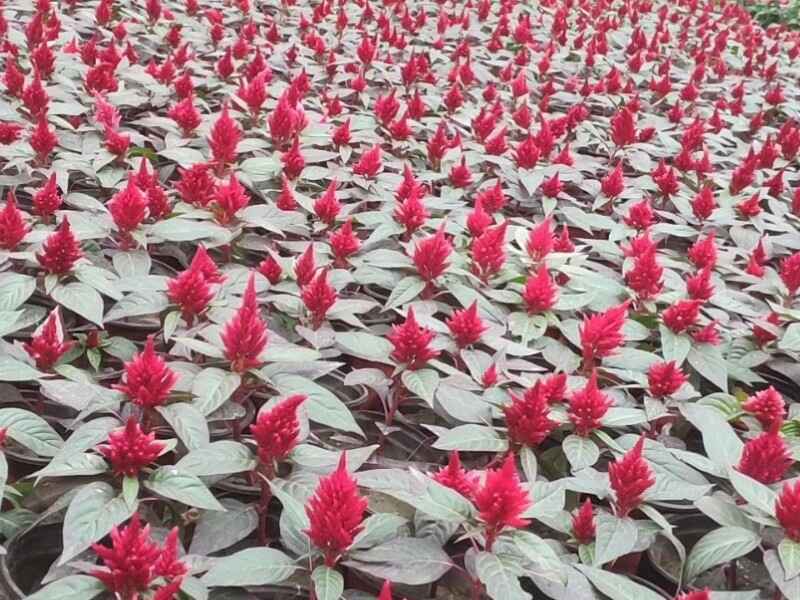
[433,452,479,500]
[568,370,613,437]
[92,514,162,597]
[647,361,687,398]
[675,591,711,600]
[388,306,439,370]
[742,386,786,429]
[579,301,628,368]
[114,336,178,409]
[0,192,29,250]
[222,273,268,373]
[608,436,655,517]
[352,144,382,178]
[504,382,557,448]
[737,425,793,484]
[571,499,596,544]
[413,225,452,284]
[23,307,74,370]
[446,301,487,349]
[250,394,306,472]
[474,455,531,551]
[301,269,338,330]
[777,481,800,542]
[37,217,82,274]
[97,417,165,477]
[208,104,241,169]
[471,221,508,282]
[306,453,368,566]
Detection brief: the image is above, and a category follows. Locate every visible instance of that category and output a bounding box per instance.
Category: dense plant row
[0,0,799,598]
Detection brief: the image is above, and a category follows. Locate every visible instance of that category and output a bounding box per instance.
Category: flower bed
[0,0,799,598]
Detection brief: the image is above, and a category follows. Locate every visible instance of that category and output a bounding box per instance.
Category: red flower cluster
[114,336,177,409]
[97,417,165,477]
[569,370,612,436]
[221,273,268,372]
[737,427,792,484]
[250,394,306,471]
[23,308,74,370]
[609,436,655,517]
[474,455,531,551]
[504,381,557,447]
[388,307,439,370]
[433,452,478,499]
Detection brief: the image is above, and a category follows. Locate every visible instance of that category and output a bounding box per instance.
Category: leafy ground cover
[0,0,800,598]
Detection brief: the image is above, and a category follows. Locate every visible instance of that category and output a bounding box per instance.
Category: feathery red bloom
[449,156,473,188]
[471,221,507,282]
[276,175,297,211]
[23,308,74,370]
[314,180,341,226]
[250,394,306,468]
[686,267,714,301]
[625,199,654,230]
[394,189,428,235]
[505,382,557,447]
[167,265,213,323]
[0,192,29,250]
[221,274,268,372]
[268,92,301,148]
[352,144,382,178]
[302,269,337,329]
[37,217,82,274]
[476,180,506,214]
[572,499,596,544]
[675,590,711,600]
[737,427,792,484]
[258,255,282,285]
[175,163,216,207]
[514,136,540,170]
[294,245,316,287]
[105,126,130,157]
[188,245,224,285]
[109,178,148,234]
[30,114,58,162]
[601,163,625,198]
[626,248,663,300]
[91,515,163,597]
[742,387,786,429]
[413,226,452,283]
[474,455,531,550]
[652,161,679,197]
[388,307,439,369]
[647,361,686,398]
[332,119,351,147]
[434,452,478,499]
[569,371,612,436]
[329,219,360,266]
[212,173,250,224]
[691,186,717,219]
[580,302,628,366]
[611,106,637,147]
[776,481,800,542]
[153,528,188,582]
[32,173,61,218]
[780,252,800,297]
[168,96,202,135]
[688,233,717,269]
[446,301,487,348]
[662,299,701,333]
[306,453,368,567]
[97,417,165,477]
[208,105,241,168]
[609,436,655,517]
[527,218,553,261]
[377,581,394,600]
[0,122,23,145]
[523,265,558,313]
[482,364,499,388]
[541,172,563,198]
[114,336,177,409]
[467,198,492,238]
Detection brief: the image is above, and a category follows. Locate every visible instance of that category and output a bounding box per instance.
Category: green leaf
[0,407,62,456]
[563,434,600,470]
[660,325,691,365]
[112,250,151,277]
[270,480,311,556]
[145,466,224,510]
[576,565,665,600]
[312,566,344,600]
[0,357,44,382]
[122,476,139,508]
[189,498,259,556]
[681,404,743,468]
[59,482,136,564]
[52,282,105,326]
[202,548,296,587]
[157,403,210,450]
[779,323,800,352]
[105,292,169,322]
[475,551,530,600]
[401,368,439,408]
[177,441,255,476]
[345,537,453,585]
[33,452,108,479]
[413,475,476,522]
[26,575,106,600]
[272,374,362,435]
[335,331,393,362]
[592,514,638,566]
[509,530,566,583]
[685,526,760,582]
[384,276,426,310]
[0,452,7,503]
[779,538,800,580]
[433,424,508,452]
[727,467,778,515]
[0,273,35,311]
[191,368,241,415]
[687,344,728,392]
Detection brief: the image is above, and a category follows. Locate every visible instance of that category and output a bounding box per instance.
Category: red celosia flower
[611,106,637,147]
[250,394,306,470]
[505,382,557,447]
[314,180,341,226]
[413,225,452,283]
[647,361,686,398]
[625,199,654,230]
[114,336,177,409]
[388,306,439,370]
[221,273,268,372]
[742,387,786,429]
[446,301,487,348]
[737,426,792,485]
[109,178,148,237]
[626,248,663,300]
[22,73,49,116]
[482,364,499,388]
[302,269,338,329]
[686,267,714,301]
[572,499,596,544]
[268,92,301,148]
[0,122,23,145]
[23,307,74,370]
[92,514,163,597]
[580,302,628,367]
[691,321,721,346]
[37,217,82,274]
[208,104,241,169]
[514,136,540,170]
[601,163,625,198]
[474,455,531,550]
[212,173,250,224]
[32,173,61,218]
[523,265,558,313]
[527,218,553,261]
[776,481,800,542]
[329,219,360,266]
[471,221,507,282]
[153,528,188,582]
[688,233,717,269]
[449,156,473,188]
[167,265,213,324]
[188,245,224,284]
[609,436,655,517]
[105,126,130,157]
[652,161,679,197]
[0,192,29,250]
[352,144,382,178]
[433,452,478,499]
[780,252,800,297]
[306,453,368,567]
[569,370,612,436]
[30,113,58,163]
[476,180,506,214]
[467,198,492,238]
[377,580,395,600]
[332,119,351,147]
[175,163,216,206]
[662,299,702,333]
[97,417,165,477]
[168,96,202,135]
[675,590,711,600]
[258,255,282,285]
[394,189,429,235]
